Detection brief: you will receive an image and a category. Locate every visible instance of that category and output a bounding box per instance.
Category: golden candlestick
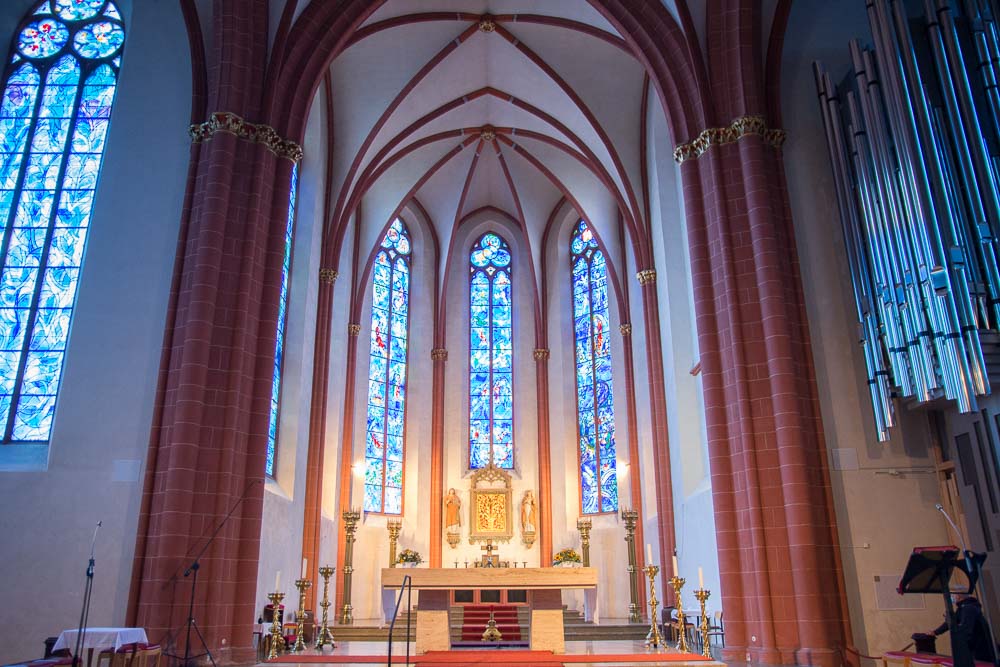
[341,509,360,624]
[621,509,641,623]
[669,573,688,652]
[267,592,286,660]
[576,518,592,567]
[293,578,312,651]
[695,588,711,657]
[315,565,336,649]
[644,564,664,648]
[387,519,402,568]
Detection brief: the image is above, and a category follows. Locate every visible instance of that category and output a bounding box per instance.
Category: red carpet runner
[459,605,522,641]
[267,649,713,664]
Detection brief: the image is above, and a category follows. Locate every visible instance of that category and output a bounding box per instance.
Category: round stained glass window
[18,19,69,59]
[73,21,124,59]
[54,0,105,21]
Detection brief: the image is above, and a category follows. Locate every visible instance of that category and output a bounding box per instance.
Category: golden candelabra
[293,578,312,651]
[482,609,503,642]
[315,565,336,649]
[669,572,688,652]
[267,592,285,660]
[341,509,360,624]
[621,509,641,623]
[644,564,664,648]
[576,518,592,567]
[695,588,711,657]
[387,519,402,568]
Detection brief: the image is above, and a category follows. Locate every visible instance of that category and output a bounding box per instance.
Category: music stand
[897,546,988,667]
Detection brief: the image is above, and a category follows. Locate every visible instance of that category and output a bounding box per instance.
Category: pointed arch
[0,0,125,443]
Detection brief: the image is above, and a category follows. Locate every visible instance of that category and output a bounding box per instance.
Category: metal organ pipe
[814,0,1000,441]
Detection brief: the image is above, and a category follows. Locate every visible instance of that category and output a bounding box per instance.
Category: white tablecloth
[52,628,148,653]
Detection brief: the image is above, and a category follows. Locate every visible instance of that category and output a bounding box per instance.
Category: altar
[381,567,599,654]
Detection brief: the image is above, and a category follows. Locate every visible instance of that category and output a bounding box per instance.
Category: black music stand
[897,546,989,667]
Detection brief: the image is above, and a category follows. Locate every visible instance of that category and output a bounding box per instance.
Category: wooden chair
[96,643,137,667]
[707,611,725,648]
[132,644,161,667]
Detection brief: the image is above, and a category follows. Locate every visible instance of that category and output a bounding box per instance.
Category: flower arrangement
[553,548,581,566]
[397,548,423,564]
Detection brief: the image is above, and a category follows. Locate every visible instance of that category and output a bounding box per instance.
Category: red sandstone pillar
[619,324,647,613]
[428,348,447,567]
[533,347,554,565]
[334,324,361,615]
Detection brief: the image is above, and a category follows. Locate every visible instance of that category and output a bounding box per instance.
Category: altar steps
[328,609,651,643]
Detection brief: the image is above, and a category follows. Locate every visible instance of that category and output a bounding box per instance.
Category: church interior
[4,0,1000,666]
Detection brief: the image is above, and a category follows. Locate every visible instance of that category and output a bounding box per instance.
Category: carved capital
[431,348,448,361]
[619,323,632,336]
[348,323,361,336]
[533,348,550,361]
[479,15,496,32]
[636,269,657,286]
[319,268,338,284]
[673,114,786,164]
[189,111,303,162]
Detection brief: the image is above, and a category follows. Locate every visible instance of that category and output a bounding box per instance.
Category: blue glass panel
[23,153,63,190]
[70,117,108,153]
[104,3,122,20]
[12,393,56,440]
[365,457,383,485]
[29,307,70,350]
[62,152,101,190]
[20,350,62,395]
[0,308,29,351]
[18,19,69,59]
[54,0,104,21]
[35,3,53,17]
[47,228,85,266]
[384,488,402,514]
[36,266,79,308]
[0,268,37,307]
[73,21,124,59]
[364,484,382,513]
[0,394,10,435]
[56,189,95,227]
[0,118,30,154]
[385,460,403,487]
[0,351,17,393]
[386,435,403,462]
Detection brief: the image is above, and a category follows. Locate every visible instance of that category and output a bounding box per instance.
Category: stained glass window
[0,1,124,444]
[469,232,513,469]
[364,219,411,513]
[265,165,298,477]
[571,220,618,513]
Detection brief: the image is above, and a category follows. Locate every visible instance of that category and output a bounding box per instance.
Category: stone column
[334,324,362,615]
[428,348,447,566]
[533,347,553,564]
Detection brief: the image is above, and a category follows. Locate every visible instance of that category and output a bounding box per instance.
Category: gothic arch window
[469,232,513,469]
[570,220,618,513]
[0,1,124,443]
[265,165,298,477]
[364,218,411,514]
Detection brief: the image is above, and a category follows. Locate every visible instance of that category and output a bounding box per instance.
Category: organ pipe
[815,0,1000,441]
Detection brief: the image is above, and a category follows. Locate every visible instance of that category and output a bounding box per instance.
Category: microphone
[935,504,969,553]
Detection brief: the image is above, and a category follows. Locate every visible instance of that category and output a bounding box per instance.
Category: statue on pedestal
[521,489,537,548]
[444,487,461,548]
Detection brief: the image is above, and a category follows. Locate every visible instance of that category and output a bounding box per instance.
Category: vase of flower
[553,547,582,568]
[397,548,423,568]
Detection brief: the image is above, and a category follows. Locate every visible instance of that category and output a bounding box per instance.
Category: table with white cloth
[52,628,148,660]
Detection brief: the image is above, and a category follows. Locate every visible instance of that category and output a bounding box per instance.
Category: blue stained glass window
[364,219,411,513]
[0,1,123,443]
[265,165,298,477]
[570,220,618,513]
[469,232,514,469]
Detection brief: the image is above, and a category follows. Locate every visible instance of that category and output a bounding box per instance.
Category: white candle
[275,570,281,591]
[698,566,704,589]
[672,554,679,575]
[646,543,653,563]
[302,558,308,578]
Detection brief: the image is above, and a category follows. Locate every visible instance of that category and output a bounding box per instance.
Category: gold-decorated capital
[319,268,338,284]
[620,323,632,336]
[479,15,496,32]
[636,269,656,286]
[533,348,550,361]
[348,323,361,336]
[431,348,448,361]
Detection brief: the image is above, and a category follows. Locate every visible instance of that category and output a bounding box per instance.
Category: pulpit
[381,567,598,654]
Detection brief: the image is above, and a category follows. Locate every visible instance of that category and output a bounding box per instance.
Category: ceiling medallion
[479,15,496,33]
[480,125,496,142]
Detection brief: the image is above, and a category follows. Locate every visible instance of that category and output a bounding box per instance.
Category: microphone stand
[167,478,262,667]
[72,522,102,667]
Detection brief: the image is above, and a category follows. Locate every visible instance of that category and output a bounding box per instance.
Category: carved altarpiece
[468,464,513,545]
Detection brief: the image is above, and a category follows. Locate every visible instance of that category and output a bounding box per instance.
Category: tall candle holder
[315,565,336,649]
[293,578,312,651]
[387,519,402,568]
[576,518,592,567]
[341,509,360,624]
[621,509,641,623]
[644,564,664,648]
[695,588,711,657]
[267,592,286,660]
[669,572,688,652]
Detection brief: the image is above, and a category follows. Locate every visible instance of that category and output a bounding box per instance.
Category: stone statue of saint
[444,488,461,533]
[521,490,536,533]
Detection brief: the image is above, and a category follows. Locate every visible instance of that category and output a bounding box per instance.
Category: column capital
[533,348,550,361]
[431,348,448,361]
[348,323,361,336]
[189,111,304,162]
[636,269,657,286]
[620,323,632,336]
[319,268,338,284]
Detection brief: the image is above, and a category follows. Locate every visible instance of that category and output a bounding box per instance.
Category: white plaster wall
[254,83,327,617]
[0,1,189,662]
[782,0,952,655]
[645,85,721,607]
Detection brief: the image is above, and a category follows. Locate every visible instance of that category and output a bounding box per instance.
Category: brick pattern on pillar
[335,326,362,614]
[533,348,553,564]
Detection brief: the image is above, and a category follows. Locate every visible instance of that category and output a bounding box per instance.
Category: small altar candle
[646,543,653,564]
[698,566,704,589]
[275,570,281,591]
[672,554,679,575]
[302,558,308,578]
